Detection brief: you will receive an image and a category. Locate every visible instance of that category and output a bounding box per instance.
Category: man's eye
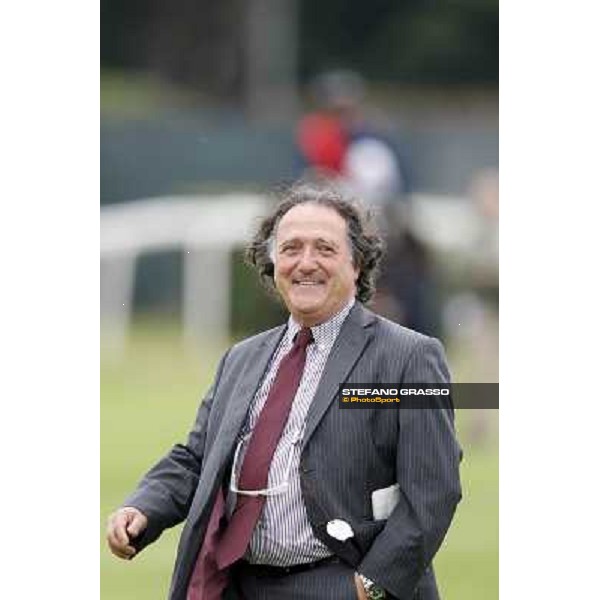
[319,247,334,255]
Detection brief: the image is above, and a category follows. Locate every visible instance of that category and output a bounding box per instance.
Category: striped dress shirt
[226,298,355,566]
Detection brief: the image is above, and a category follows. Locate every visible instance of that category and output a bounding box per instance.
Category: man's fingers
[106,508,147,560]
[112,512,131,546]
[106,512,133,557]
[126,511,147,539]
[106,524,136,560]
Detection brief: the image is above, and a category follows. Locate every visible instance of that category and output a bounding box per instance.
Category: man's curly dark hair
[245,181,385,303]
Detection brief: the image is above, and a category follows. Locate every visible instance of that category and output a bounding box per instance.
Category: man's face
[273,203,359,326]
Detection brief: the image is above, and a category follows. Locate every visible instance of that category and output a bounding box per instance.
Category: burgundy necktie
[187,327,313,599]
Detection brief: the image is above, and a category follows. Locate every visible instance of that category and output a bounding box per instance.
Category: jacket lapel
[301,303,376,452]
[211,324,287,467]
[182,325,286,539]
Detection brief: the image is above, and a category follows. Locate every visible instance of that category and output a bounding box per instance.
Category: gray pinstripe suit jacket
[125,302,462,600]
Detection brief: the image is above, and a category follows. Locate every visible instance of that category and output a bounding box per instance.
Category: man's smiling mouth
[293,280,324,286]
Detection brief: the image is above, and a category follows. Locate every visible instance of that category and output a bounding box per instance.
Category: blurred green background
[101,321,498,599]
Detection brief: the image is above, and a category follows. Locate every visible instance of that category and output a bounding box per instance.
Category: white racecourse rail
[100,193,478,355]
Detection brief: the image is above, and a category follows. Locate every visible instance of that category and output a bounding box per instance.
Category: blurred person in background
[106,182,461,600]
[295,69,405,208]
[295,70,438,336]
[375,212,439,337]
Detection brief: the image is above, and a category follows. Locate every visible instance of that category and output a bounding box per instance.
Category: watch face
[369,588,386,600]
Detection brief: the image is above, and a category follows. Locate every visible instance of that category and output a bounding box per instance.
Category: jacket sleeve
[122,349,230,553]
[357,337,462,599]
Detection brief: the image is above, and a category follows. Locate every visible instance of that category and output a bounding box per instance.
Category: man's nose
[297,248,318,271]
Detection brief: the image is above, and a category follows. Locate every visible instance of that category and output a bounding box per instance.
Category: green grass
[101,323,498,599]
[434,416,498,599]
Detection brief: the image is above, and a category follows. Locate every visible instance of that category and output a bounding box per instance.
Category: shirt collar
[286,297,355,351]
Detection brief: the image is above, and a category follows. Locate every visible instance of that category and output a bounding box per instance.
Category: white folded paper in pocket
[371,483,400,520]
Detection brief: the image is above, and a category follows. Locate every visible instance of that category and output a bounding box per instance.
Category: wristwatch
[357,573,386,599]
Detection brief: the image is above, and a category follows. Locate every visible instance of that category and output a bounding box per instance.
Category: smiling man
[272,201,359,326]
[107,182,462,600]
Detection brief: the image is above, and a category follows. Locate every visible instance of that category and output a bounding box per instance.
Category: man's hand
[106,507,148,560]
[354,573,368,600]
